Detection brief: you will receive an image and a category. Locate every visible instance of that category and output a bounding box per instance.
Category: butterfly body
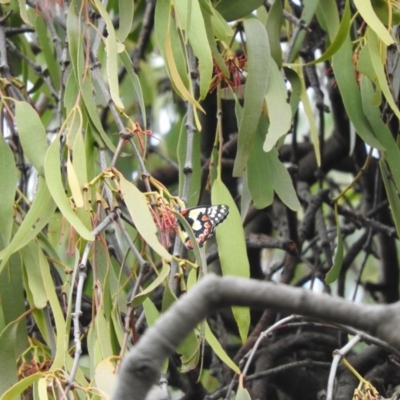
[179,205,229,249]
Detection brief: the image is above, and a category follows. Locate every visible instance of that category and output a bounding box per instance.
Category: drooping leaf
[0,322,27,397]
[233,17,270,176]
[247,116,274,209]
[265,0,283,66]
[318,0,384,151]
[204,321,240,374]
[0,372,44,400]
[95,358,117,397]
[325,205,344,284]
[212,178,250,342]
[263,59,292,152]
[118,175,172,261]
[15,101,48,176]
[175,0,213,99]
[20,241,48,309]
[354,0,394,45]
[215,0,264,21]
[366,28,400,120]
[300,73,321,166]
[133,263,170,307]
[0,176,56,270]
[0,135,16,248]
[266,149,301,212]
[44,138,94,241]
[117,0,134,42]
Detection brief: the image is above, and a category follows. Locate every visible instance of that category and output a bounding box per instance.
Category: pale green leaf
[119,51,147,126]
[133,263,170,307]
[204,321,240,374]
[0,373,44,400]
[20,241,48,309]
[267,149,301,212]
[354,0,393,45]
[0,322,19,394]
[117,0,134,42]
[300,74,321,166]
[17,0,32,27]
[263,59,292,152]
[247,115,274,209]
[0,176,56,270]
[44,138,94,241]
[318,0,385,151]
[119,176,172,261]
[0,135,16,247]
[212,178,250,342]
[95,358,117,397]
[92,0,124,110]
[15,101,48,175]
[366,28,400,120]
[215,0,264,21]
[233,17,270,176]
[325,206,344,284]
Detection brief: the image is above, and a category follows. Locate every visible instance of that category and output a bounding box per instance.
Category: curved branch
[111,274,400,400]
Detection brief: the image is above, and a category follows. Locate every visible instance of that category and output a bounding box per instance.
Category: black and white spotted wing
[179,205,229,250]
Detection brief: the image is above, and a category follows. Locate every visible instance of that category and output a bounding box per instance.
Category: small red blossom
[209,52,247,94]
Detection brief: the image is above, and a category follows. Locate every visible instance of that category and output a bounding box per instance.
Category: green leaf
[117,0,134,42]
[0,135,16,248]
[263,59,292,152]
[92,0,124,110]
[175,0,213,99]
[212,178,250,342]
[300,73,321,166]
[233,17,270,176]
[118,175,172,261]
[380,158,400,239]
[360,76,400,190]
[119,51,147,126]
[67,1,115,151]
[0,320,20,394]
[247,116,274,209]
[204,321,240,374]
[44,138,95,241]
[20,241,48,309]
[318,0,384,151]
[235,386,252,400]
[133,263,170,307]
[325,205,344,284]
[265,0,283,66]
[95,358,117,397]
[0,176,56,269]
[0,372,44,400]
[354,0,394,45]
[15,101,48,175]
[283,67,302,116]
[215,0,264,22]
[35,15,60,90]
[366,28,400,121]
[16,0,32,27]
[267,149,301,212]
[307,0,351,65]
[0,253,27,355]
[37,244,67,371]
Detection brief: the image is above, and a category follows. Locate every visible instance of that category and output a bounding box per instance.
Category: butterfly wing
[179,205,229,250]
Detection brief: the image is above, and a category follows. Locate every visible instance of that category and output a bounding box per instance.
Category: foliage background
[1,0,400,399]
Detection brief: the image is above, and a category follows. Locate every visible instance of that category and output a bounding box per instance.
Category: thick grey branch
[111,274,400,400]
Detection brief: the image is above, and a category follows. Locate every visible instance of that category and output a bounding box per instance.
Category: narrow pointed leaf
[233,17,270,176]
[119,176,172,261]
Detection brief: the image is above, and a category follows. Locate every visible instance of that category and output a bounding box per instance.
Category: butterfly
[179,205,229,250]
